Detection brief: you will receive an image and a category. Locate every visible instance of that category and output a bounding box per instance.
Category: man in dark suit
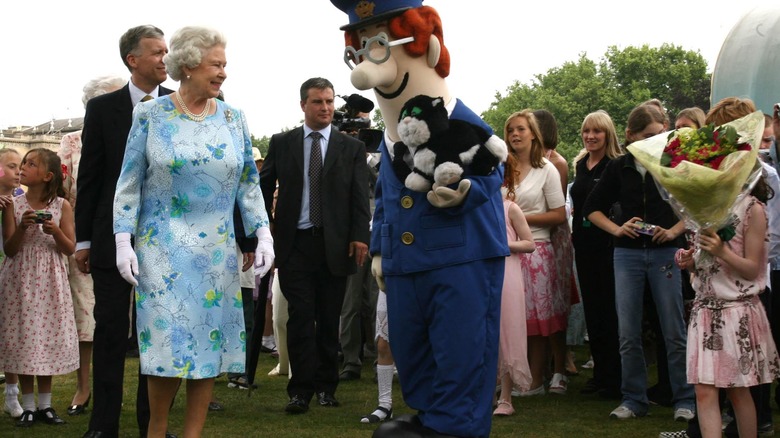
[259,77,370,414]
[75,25,173,438]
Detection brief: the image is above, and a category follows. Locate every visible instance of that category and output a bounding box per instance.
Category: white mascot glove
[371,254,386,291]
[427,179,472,208]
[115,232,139,286]
[255,226,275,279]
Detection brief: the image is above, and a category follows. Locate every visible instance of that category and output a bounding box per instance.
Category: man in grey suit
[75,25,174,438]
[259,77,370,414]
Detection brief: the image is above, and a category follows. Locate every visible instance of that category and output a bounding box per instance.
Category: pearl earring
[186,75,191,80]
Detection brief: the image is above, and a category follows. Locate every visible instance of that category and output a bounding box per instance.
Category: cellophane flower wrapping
[626,111,764,234]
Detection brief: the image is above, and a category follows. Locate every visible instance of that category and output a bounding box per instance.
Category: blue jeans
[614,247,694,415]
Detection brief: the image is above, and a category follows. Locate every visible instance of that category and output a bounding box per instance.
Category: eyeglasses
[343,33,415,70]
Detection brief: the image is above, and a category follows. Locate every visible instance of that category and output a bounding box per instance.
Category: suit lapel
[323,129,342,175]
[115,85,133,123]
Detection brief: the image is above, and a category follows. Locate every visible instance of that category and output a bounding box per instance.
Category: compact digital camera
[634,221,656,235]
[34,210,53,224]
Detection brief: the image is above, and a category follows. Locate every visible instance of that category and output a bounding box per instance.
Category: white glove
[371,254,385,291]
[115,232,139,286]
[255,226,275,279]
[427,179,471,208]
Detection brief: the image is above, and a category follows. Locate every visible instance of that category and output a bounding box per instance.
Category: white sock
[262,335,276,348]
[377,364,394,411]
[5,383,19,398]
[37,392,52,410]
[21,393,35,412]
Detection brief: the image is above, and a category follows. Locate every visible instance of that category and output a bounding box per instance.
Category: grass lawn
[1,346,777,437]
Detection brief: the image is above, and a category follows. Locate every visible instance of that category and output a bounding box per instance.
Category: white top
[511,159,565,241]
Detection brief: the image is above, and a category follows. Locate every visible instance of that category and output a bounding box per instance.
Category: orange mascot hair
[344,6,450,78]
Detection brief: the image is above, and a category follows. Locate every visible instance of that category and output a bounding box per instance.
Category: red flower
[709,155,726,169]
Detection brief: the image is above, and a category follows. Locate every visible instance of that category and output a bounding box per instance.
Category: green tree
[482,44,711,172]
[251,134,270,157]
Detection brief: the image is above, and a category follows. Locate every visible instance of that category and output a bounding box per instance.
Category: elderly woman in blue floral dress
[113,26,273,437]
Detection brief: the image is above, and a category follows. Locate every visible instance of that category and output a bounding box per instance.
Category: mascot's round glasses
[343,33,415,70]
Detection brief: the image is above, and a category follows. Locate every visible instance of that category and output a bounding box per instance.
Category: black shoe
[165,434,177,438]
[68,393,91,416]
[285,395,309,414]
[339,369,360,381]
[373,417,458,438]
[36,407,66,425]
[82,431,118,438]
[208,401,224,411]
[647,383,673,407]
[579,378,600,394]
[316,392,340,407]
[15,410,35,427]
[227,375,257,390]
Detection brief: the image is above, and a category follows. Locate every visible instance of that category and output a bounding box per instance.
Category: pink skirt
[687,296,780,387]
[519,241,569,337]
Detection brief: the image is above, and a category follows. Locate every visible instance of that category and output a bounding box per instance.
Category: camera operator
[338,93,381,381]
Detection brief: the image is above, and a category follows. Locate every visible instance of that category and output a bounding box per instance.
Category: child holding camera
[0,148,78,427]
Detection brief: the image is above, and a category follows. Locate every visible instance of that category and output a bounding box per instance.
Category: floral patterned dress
[687,195,780,387]
[0,195,79,375]
[113,97,268,379]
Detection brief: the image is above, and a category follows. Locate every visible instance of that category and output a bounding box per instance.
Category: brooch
[224,109,233,123]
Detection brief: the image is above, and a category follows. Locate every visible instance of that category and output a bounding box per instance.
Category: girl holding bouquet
[676,176,780,438]
[583,103,695,421]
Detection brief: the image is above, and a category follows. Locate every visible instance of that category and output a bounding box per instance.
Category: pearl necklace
[176,92,211,122]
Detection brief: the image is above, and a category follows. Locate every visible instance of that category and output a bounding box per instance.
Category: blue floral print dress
[114,97,268,379]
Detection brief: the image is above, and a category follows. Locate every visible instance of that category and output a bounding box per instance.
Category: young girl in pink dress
[493,197,536,416]
[677,180,780,438]
[0,148,78,427]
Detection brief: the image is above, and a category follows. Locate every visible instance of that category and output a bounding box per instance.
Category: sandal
[360,406,392,424]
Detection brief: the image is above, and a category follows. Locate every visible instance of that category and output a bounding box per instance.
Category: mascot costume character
[331,1,510,437]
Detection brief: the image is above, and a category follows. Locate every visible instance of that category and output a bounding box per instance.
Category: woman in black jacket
[583,103,695,421]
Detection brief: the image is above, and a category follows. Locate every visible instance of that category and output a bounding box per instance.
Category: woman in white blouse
[502,110,569,396]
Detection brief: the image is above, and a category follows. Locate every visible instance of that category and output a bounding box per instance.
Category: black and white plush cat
[391,95,507,192]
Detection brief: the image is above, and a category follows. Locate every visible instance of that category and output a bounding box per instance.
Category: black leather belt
[297,227,323,237]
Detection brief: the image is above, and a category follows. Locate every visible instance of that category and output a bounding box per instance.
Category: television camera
[334,93,383,153]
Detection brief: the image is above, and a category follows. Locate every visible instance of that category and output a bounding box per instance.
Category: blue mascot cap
[331,0,423,31]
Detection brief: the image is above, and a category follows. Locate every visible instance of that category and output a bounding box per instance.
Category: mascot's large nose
[350,54,398,90]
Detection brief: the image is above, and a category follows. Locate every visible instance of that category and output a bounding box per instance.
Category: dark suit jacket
[259,126,370,277]
[75,84,173,269]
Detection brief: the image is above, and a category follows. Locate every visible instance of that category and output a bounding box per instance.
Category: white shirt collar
[129,79,159,106]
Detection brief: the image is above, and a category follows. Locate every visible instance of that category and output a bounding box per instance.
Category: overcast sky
[0,0,771,137]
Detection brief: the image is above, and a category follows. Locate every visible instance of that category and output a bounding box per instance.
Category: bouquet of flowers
[626,111,764,236]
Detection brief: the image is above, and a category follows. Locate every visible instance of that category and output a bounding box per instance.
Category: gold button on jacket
[401,232,414,245]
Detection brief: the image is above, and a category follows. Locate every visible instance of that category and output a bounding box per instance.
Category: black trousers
[88,265,150,436]
[278,230,347,400]
[575,246,621,391]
